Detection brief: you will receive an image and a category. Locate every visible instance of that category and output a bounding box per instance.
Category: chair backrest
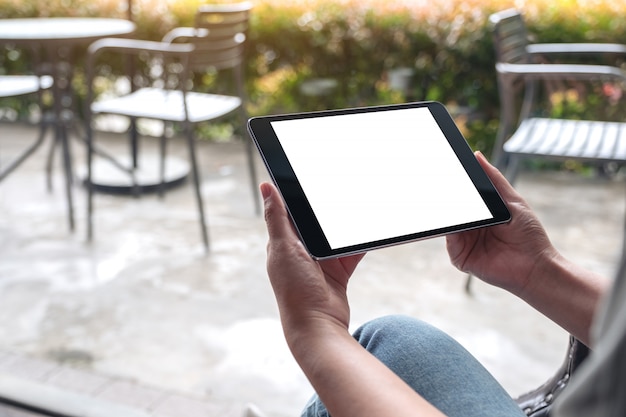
[488,9,535,166]
[190,2,252,72]
[490,9,530,65]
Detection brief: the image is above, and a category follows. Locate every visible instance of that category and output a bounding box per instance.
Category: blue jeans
[301,315,526,417]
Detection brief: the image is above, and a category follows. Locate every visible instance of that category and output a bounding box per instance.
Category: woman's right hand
[445,152,558,295]
[261,181,364,342]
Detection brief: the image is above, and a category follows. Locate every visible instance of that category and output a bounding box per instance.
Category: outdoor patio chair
[467,9,626,293]
[463,11,626,413]
[488,9,626,181]
[84,1,259,249]
[514,336,589,416]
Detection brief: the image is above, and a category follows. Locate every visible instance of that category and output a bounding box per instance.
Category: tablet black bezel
[248,101,511,259]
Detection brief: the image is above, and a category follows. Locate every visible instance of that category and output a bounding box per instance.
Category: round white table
[0,18,135,44]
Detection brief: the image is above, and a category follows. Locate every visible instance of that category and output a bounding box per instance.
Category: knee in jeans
[353,315,456,355]
[354,315,431,342]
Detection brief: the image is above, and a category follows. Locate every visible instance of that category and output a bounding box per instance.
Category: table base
[80,154,190,195]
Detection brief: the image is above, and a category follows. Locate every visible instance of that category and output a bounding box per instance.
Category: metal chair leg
[58,124,75,231]
[86,130,94,242]
[185,126,209,250]
[464,273,473,294]
[159,124,167,198]
[45,136,58,192]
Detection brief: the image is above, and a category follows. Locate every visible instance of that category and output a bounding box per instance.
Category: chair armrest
[162,27,209,44]
[88,37,195,58]
[527,42,626,56]
[84,38,196,105]
[496,62,626,81]
[86,38,195,83]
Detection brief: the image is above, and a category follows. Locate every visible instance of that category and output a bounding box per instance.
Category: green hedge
[2,0,626,155]
[243,1,626,155]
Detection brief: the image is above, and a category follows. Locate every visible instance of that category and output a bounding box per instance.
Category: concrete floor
[0,123,624,417]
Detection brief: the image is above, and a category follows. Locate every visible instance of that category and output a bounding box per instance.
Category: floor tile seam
[0,349,116,400]
[0,349,224,415]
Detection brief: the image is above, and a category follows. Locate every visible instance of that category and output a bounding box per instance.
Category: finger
[260,182,296,243]
[340,253,366,275]
[474,151,520,203]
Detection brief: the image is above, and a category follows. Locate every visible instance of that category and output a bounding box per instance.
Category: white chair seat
[0,75,52,98]
[91,87,241,123]
[505,118,626,161]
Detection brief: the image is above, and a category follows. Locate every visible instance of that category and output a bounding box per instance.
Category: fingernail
[260,182,271,200]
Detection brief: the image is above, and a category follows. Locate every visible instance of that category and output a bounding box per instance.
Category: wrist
[280,313,352,360]
[517,250,609,345]
[516,247,562,299]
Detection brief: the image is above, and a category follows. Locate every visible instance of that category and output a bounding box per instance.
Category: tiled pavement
[0,350,241,417]
[1,122,625,417]
[0,124,269,417]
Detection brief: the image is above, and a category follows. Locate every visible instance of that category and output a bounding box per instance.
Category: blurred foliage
[1,0,626,155]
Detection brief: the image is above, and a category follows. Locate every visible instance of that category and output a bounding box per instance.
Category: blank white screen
[270,107,493,249]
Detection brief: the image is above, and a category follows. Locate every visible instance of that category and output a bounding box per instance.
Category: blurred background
[1,1,626,417]
[2,0,626,160]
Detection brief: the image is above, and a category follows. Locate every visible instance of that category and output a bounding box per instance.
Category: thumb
[260,182,293,242]
[474,151,518,203]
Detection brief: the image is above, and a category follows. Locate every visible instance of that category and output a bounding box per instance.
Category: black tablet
[248,101,510,259]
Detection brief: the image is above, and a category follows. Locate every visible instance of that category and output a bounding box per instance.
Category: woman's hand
[261,181,446,417]
[445,152,557,294]
[447,152,610,345]
[261,182,364,341]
